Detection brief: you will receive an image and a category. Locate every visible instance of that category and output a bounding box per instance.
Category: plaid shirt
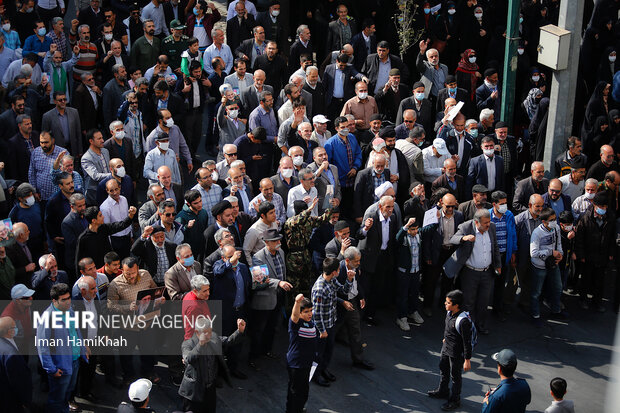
[342,136,355,187]
[191,183,222,226]
[571,194,593,221]
[1,29,21,50]
[311,275,352,333]
[46,30,69,60]
[499,141,512,174]
[249,192,287,227]
[272,250,284,280]
[406,233,420,273]
[372,171,386,201]
[107,269,157,314]
[153,243,169,285]
[28,145,66,200]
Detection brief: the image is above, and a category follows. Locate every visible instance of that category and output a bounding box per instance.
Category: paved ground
[30,292,618,413]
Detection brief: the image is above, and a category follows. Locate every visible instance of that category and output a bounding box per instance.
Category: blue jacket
[482,377,531,413]
[212,260,252,306]
[0,337,32,410]
[489,208,517,265]
[395,226,422,273]
[324,134,362,187]
[36,304,87,376]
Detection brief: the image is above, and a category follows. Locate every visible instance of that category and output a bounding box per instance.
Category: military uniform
[161,34,190,71]
[284,208,333,295]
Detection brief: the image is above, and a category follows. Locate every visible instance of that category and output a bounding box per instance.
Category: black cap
[211,200,233,217]
[569,155,586,169]
[262,228,282,241]
[369,114,382,122]
[492,349,517,368]
[151,225,165,234]
[334,220,350,231]
[445,75,456,84]
[484,68,497,78]
[389,68,401,76]
[593,192,608,207]
[472,184,488,193]
[495,121,507,129]
[293,200,307,215]
[379,126,396,139]
[413,81,425,89]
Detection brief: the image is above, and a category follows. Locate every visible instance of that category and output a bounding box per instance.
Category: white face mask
[271,9,280,17]
[585,192,595,199]
[517,48,524,55]
[25,195,35,207]
[448,8,456,15]
[211,171,219,181]
[228,109,239,119]
[547,220,557,229]
[104,33,113,41]
[165,118,175,128]
[116,166,126,178]
[532,75,540,82]
[115,130,125,140]
[498,204,508,214]
[357,92,368,100]
[158,141,169,151]
[2,23,10,32]
[281,168,293,179]
[483,148,495,157]
[563,224,573,232]
[293,155,304,166]
[474,12,483,19]
[610,55,617,63]
[469,56,477,64]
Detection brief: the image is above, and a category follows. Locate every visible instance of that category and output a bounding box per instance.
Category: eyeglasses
[225,152,238,156]
[56,98,67,102]
[444,205,457,209]
[549,189,561,194]
[164,212,176,217]
[403,120,414,123]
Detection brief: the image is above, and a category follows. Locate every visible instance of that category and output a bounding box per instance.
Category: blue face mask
[193,7,199,15]
[448,87,457,94]
[11,326,18,336]
[183,256,195,267]
[37,27,46,36]
[424,8,431,14]
[415,92,425,101]
[519,17,524,24]
[595,207,607,216]
[469,129,478,138]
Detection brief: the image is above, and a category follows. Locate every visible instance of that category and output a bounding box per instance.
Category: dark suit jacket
[0,337,32,410]
[71,295,110,338]
[443,220,501,279]
[289,39,313,73]
[475,83,501,115]
[144,90,186,129]
[103,137,137,180]
[226,14,256,54]
[436,87,472,118]
[165,183,185,213]
[222,185,253,212]
[163,2,186,30]
[325,236,360,261]
[491,136,519,177]
[512,177,549,213]
[129,237,177,277]
[211,260,251,327]
[235,38,260,61]
[270,173,300,209]
[351,31,377,71]
[240,84,274,117]
[326,19,358,52]
[362,53,410,95]
[303,81,326,117]
[7,132,40,182]
[72,82,102,132]
[5,242,35,287]
[255,12,285,49]
[438,126,475,177]
[395,96,434,135]
[353,167,391,219]
[466,154,505,195]
[61,211,88,273]
[391,148,411,206]
[323,63,364,107]
[432,174,466,203]
[203,223,243,259]
[357,209,397,272]
[41,106,82,155]
[99,54,130,85]
[374,83,411,122]
[421,211,465,265]
[336,259,365,300]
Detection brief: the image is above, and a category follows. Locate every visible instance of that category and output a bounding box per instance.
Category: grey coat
[138,200,159,231]
[41,107,82,156]
[164,261,203,301]
[307,161,341,214]
[80,147,111,205]
[443,220,501,279]
[251,247,286,310]
[216,104,247,161]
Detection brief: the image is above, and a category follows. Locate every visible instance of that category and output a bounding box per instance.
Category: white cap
[374,181,393,199]
[312,114,329,124]
[128,378,152,403]
[432,138,450,156]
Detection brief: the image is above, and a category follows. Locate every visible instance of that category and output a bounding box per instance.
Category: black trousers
[110,235,131,260]
[340,186,354,220]
[316,326,335,375]
[183,385,216,413]
[362,250,392,318]
[580,263,607,306]
[184,108,204,155]
[493,252,509,312]
[249,306,281,358]
[327,98,345,122]
[286,366,311,413]
[461,267,494,329]
[334,297,364,363]
[438,354,464,403]
[423,247,455,310]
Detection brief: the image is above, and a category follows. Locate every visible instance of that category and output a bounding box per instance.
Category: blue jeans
[47,358,80,413]
[396,270,421,318]
[530,265,562,317]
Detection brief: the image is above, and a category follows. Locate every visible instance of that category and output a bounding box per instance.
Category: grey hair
[175,243,192,259]
[473,208,491,222]
[373,153,387,164]
[224,195,238,203]
[528,193,542,205]
[69,192,85,205]
[585,178,599,187]
[299,167,313,180]
[195,316,212,331]
[214,228,231,243]
[343,246,361,260]
[78,24,90,35]
[305,65,318,75]
[211,28,223,38]
[81,72,91,81]
[77,278,91,291]
[109,120,123,131]
[52,17,64,26]
[146,183,162,198]
[142,19,154,28]
[379,195,394,206]
[530,161,544,171]
[479,109,494,122]
[465,119,477,128]
[426,48,438,58]
[38,253,55,268]
[290,74,303,84]
[202,159,216,167]
[296,24,309,37]
[16,114,31,124]
[190,274,210,291]
[62,154,74,164]
[344,114,355,121]
[230,160,245,169]
[13,224,27,237]
[112,64,125,75]
[135,77,149,87]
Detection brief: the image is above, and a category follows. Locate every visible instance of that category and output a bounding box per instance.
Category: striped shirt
[73,42,99,81]
[28,145,66,200]
[491,210,508,253]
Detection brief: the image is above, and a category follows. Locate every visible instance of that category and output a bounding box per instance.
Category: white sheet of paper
[446,101,465,121]
[423,206,439,227]
[309,362,319,382]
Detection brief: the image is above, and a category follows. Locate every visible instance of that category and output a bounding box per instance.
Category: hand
[182,83,191,93]
[303,195,311,204]
[405,217,416,228]
[330,198,340,207]
[346,168,357,178]
[340,237,351,253]
[361,76,370,84]
[310,197,319,210]
[54,150,67,168]
[71,19,79,29]
[483,394,490,405]
[343,301,354,311]
[319,160,329,173]
[153,65,161,75]
[389,174,398,183]
[567,230,575,240]
[231,185,238,195]
[426,260,433,265]
[91,85,101,94]
[188,163,193,172]
[188,219,195,228]
[53,369,63,377]
[50,43,58,53]
[86,346,91,360]
[451,154,460,162]
[278,281,293,291]
[320,331,328,339]
[128,206,137,218]
[237,318,246,333]
[462,235,476,242]
[475,71,482,78]
[129,301,137,311]
[510,253,517,267]
[463,359,471,372]
[495,267,501,275]
[480,29,487,37]
[295,294,305,303]
[230,250,242,266]
[490,90,499,99]
[346,269,356,281]
[201,78,211,87]
[142,225,154,238]
[363,218,373,231]
[360,299,366,309]
[354,119,364,128]
[252,155,263,160]
[419,39,429,54]
[208,2,217,11]
[25,263,36,272]
[73,45,80,55]
[552,250,562,260]
[53,237,65,244]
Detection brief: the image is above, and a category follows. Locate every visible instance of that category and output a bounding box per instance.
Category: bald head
[0,316,16,337]
[442,193,457,215]
[445,97,457,108]
[342,44,353,55]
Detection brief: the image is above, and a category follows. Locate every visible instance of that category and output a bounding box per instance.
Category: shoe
[352,360,375,370]
[422,307,433,318]
[265,352,279,359]
[549,310,569,320]
[78,392,98,403]
[427,389,449,399]
[396,317,410,331]
[248,360,261,371]
[322,369,337,382]
[441,400,460,411]
[365,316,379,326]
[478,327,490,335]
[312,375,331,387]
[596,304,606,313]
[408,311,425,324]
[231,369,248,380]
[579,300,590,310]
[68,401,81,412]
[532,316,543,328]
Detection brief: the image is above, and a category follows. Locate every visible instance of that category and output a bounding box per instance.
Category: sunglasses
[164,212,176,217]
[225,152,238,156]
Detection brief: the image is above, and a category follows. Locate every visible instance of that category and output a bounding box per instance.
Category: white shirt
[455,132,465,168]
[465,225,492,269]
[83,298,98,339]
[100,195,131,236]
[388,149,399,193]
[278,100,293,124]
[422,147,449,183]
[378,210,391,250]
[485,154,496,191]
[559,173,585,203]
[287,184,318,217]
[87,86,99,109]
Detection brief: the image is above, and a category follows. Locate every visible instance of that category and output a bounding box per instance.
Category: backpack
[455,311,478,350]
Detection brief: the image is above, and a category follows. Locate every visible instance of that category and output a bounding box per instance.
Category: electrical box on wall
[537,24,571,70]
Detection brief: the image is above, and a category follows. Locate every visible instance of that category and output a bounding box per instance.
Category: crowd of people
[0,0,613,412]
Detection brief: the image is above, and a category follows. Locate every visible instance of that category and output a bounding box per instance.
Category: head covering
[128,379,153,403]
[472,184,488,193]
[372,137,386,151]
[150,225,165,235]
[334,220,350,231]
[494,121,507,129]
[293,200,308,215]
[389,68,400,76]
[379,126,396,139]
[369,114,382,122]
[312,114,329,124]
[262,228,282,241]
[155,132,169,141]
[593,191,608,207]
[523,87,544,120]
[11,284,35,300]
[170,19,186,30]
[432,138,450,156]
[211,200,233,217]
[455,49,478,99]
[374,182,393,199]
[492,349,517,368]
[413,81,425,89]
[445,75,456,84]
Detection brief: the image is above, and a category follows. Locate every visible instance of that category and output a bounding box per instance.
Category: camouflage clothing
[284,207,333,295]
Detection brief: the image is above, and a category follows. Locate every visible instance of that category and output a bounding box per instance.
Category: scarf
[52,64,67,94]
[455,49,479,100]
[523,88,543,120]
